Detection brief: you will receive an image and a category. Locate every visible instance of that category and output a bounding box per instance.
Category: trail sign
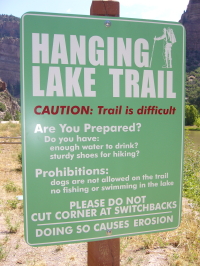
[21,12,185,246]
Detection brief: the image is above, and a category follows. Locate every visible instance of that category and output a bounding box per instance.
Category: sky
[1,0,189,22]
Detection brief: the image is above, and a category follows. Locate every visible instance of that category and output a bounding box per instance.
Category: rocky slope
[0,85,20,120]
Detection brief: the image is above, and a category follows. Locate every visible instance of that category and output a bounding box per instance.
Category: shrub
[14,111,20,121]
[7,199,18,209]
[5,215,19,233]
[4,181,17,193]
[0,244,6,260]
[3,112,12,121]
[0,102,6,112]
[18,152,22,165]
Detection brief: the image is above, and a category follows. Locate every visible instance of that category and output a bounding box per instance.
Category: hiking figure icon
[150,28,176,68]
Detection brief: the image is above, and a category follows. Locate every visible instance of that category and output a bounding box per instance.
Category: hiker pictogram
[150,28,176,68]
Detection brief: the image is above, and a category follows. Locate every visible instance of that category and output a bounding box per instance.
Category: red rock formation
[180,0,200,51]
[0,16,20,90]
[0,38,19,86]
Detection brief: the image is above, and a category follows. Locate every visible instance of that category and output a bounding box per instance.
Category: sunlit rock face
[0,15,20,89]
[179,0,200,51]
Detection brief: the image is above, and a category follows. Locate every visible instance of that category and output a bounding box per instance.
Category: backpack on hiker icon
[167,28,176,44]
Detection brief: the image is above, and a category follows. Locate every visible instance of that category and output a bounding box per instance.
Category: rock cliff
[179,0,200,51]
[0,15,20,96]
[0,37,20,85]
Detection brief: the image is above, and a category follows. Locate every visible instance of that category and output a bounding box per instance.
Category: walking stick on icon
[150,38,156,67]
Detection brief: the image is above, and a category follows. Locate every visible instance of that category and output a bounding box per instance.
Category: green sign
[21,12,185,246]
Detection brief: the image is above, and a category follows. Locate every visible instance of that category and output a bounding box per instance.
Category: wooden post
[88,238,120,266]
[90,0,119,17]
[88,1,120,265]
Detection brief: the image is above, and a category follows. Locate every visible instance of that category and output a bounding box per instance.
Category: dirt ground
[0,197,192,266]
[0,132,198,265]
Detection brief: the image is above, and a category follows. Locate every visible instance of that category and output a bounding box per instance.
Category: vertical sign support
[88,2,120,266]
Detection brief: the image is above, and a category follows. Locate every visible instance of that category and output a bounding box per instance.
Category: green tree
[185,105,199,125]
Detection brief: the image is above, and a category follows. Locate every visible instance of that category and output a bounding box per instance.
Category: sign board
[21,12,185,246]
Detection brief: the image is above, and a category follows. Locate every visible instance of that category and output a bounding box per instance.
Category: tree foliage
[195,117,200,127]
[185,105,199,125]
[185,52,200,112]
